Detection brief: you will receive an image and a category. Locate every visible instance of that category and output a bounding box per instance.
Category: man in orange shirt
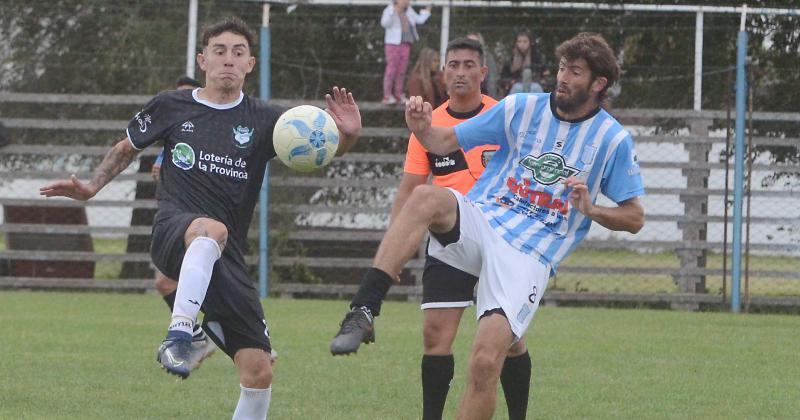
[331,38,532,420]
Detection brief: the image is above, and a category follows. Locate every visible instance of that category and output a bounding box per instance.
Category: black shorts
[150,208,272,358]
[420,255,478,309]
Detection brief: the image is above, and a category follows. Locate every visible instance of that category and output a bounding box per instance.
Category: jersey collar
[192,88,244,110]
[446,102,485,120]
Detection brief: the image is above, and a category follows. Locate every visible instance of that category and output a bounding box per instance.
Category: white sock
[232,386,271,420]
[169,237,222,335]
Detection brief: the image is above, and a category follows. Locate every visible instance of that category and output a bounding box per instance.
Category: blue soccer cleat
[157,330,193,379]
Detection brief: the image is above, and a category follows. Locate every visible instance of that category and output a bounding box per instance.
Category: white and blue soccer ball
[273,105,340,172]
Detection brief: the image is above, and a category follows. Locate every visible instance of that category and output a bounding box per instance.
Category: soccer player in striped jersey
[342,33,645,419]
[331,38,532,420]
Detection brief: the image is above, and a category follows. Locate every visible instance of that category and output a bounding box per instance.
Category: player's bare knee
[406,185,436,216]
[153,272,177,296]
[239,358,272,389]
[422,324,453,355]
[408,185,456,227]
[468,351,503,390]
[185,218,228,250]
[507,338,527,357]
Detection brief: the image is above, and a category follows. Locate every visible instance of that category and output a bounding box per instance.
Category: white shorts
[427,188,550,339]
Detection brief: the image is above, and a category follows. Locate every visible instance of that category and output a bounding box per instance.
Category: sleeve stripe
[125,128,144,151]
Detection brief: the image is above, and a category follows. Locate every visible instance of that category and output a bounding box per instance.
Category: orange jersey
[404,95,499,194]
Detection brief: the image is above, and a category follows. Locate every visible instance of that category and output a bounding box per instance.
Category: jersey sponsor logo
[197,150,249,180]
[628,149,641,176]
[171,143,196,170]
[232,125,254,148]
[481,150,496,167]
[181,121,194,133]
[435,156,456,168]
[135,111,152,133]
[505,177,570,216]
[520,152,578,185]
[427,150,467,176]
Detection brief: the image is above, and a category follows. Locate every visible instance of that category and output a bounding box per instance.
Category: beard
[554,86,591,114]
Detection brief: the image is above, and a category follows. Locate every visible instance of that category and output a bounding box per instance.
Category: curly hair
[555,33,620,100]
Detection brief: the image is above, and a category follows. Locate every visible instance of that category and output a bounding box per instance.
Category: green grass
[2,234,796,295]
[1,292,799,419]
[555,249,800,296]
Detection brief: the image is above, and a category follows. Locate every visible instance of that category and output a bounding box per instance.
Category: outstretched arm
[40,138,140,201]
[326,86,362,156]
[405,96,459,156]
[563,176,645,233]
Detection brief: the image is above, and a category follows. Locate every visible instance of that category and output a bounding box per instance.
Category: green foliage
[1,292,800,419]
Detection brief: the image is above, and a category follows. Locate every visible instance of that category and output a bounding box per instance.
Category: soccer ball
[273,105,340,172]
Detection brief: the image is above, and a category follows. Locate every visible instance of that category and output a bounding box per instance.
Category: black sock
[163,290,176,311]
[350,268,393,316]
[421,354,454,420]
[501,351,531,420]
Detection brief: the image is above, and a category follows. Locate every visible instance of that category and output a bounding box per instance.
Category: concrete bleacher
[1,91,798,309]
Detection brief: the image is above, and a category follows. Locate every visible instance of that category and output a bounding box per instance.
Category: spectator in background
[381,0,432,105]
[0,121,8,148]
[150,76,203,181]
[499,30,550,96]
[466,32,499,99]
[407,47,447,108]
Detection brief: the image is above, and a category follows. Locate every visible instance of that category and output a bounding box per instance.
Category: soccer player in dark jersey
[40,17,362,420]
[331,38,532,420]
[334,33,644,419]
[145,75,226,372]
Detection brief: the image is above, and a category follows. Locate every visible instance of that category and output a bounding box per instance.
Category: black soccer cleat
[157,330,193,379]
[330,306,375,355]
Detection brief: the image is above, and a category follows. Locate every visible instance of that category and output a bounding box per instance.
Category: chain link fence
[0,0,797,309]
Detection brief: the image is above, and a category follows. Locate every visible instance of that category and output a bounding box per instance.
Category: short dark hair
[555,33,620,100]
[201,17,255,51]
[446,37,484,64]
[175,76,202,89]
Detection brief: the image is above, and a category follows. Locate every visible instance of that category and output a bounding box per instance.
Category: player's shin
[350,267,394,316]
[422,354,455,420]
[232,385,271,420]
[501,351,531,420]
[170,237,222,334]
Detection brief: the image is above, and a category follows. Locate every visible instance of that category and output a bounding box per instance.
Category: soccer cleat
[330,306,375,355]
[157,330,193,379]
[187,330,217,371]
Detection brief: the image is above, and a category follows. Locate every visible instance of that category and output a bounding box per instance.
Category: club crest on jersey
[519,152,577,185]
[171,142,196,170]
[232,125,254,148]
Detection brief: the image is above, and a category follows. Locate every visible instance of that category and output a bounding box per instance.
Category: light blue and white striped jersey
[453,93,645,272]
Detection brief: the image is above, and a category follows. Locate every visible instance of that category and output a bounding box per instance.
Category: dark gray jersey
[126,88,283,252]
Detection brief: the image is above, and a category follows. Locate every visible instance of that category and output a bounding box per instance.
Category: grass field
[1,292,799,419]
